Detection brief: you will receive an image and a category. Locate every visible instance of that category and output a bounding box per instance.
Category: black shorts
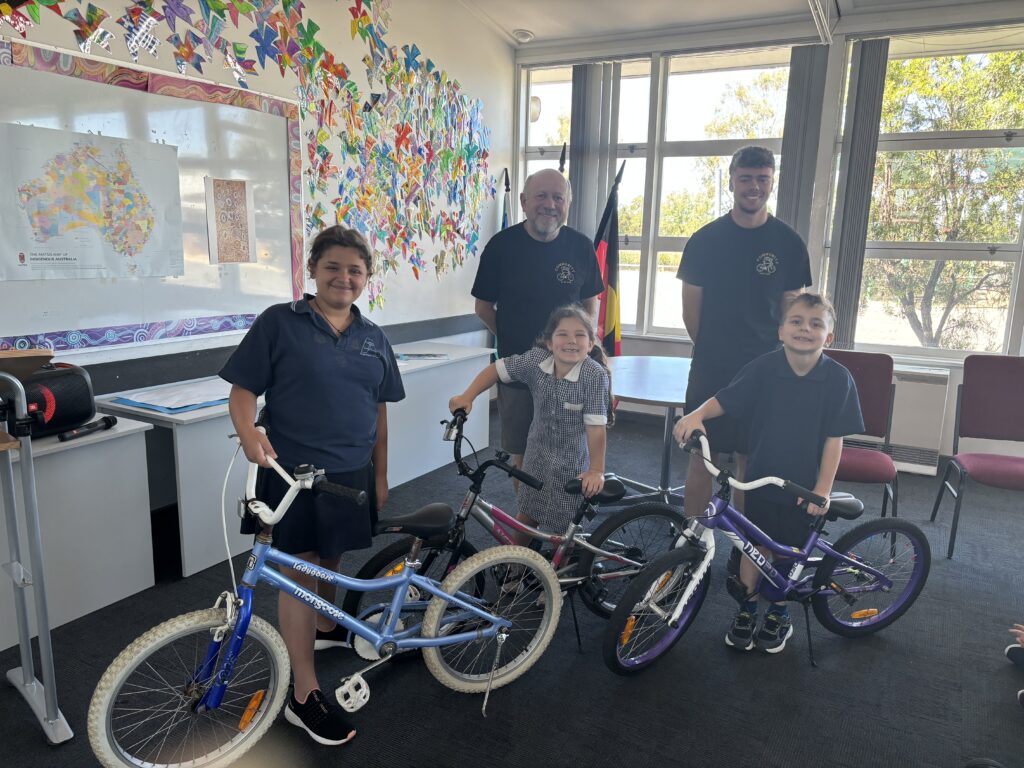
[745,496,814,549]
[684,364,747,455]
[242,463,377,558]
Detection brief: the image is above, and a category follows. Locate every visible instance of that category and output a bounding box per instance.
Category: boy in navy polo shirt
[674,293,863,653]
[222,226,404,745]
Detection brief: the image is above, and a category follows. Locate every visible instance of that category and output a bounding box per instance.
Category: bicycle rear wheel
[811,517,931,637]
[603,545,709,675]
[88,608,289,768]
[421,546,561,693]
[578,501,687,617]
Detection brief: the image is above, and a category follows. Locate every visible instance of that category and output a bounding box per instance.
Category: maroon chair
[931,354,1024,559]
[825,349,898,518]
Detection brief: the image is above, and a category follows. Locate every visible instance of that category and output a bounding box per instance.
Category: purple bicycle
[604,430,931,674]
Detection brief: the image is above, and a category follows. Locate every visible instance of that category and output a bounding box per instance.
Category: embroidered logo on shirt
[756,252,778,276]
[360,338,380,357]
[555,262,576,284]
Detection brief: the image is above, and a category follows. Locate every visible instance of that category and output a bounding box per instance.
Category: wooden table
[610,355,691,505]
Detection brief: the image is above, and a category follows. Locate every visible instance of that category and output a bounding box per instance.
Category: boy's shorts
[744,497,815,549]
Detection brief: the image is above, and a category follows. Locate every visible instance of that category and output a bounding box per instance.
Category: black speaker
[15,363,96,439]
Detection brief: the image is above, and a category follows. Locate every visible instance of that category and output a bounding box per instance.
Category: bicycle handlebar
[239,427,367,525]
[312,475,368,506]
[508,466,543,490]
[681,430,828,508]
[443,409,544,490]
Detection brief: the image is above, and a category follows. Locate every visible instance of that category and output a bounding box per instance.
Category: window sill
[620,331,966,378]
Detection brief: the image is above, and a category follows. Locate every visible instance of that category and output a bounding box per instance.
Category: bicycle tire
[577,501,687,618]
[602,545,709,676]
[88,608,290,768]
[421,545,561,693]
[342,535,479,622]
[811,517,931,637]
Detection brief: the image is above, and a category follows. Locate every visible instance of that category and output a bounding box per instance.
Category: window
[664,66,788,142]
[649,55,789,334]
[523,66,572,194]
[615,60,651,330]
[854,47,1024,354]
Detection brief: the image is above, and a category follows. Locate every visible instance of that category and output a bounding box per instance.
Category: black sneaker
[725,609,756,651]
[314,623,351,651]
[1005,644,1024,669]
[284,689,356,746]
[755,611,794,654]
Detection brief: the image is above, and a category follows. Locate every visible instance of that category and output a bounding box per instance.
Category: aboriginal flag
[594,161,625,357]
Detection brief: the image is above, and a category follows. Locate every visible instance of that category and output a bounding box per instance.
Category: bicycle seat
[563,474,627,504]
[373,503,455,538]
[825,492,864,521]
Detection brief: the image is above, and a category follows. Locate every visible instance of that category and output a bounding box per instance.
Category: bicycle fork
[666,524,715,627]
[195,589,253,712]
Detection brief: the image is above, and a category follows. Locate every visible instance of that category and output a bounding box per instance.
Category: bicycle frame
[194,537,511,712]
[445,411,649,583]
[455,487,647,580]
[666,496,896,628]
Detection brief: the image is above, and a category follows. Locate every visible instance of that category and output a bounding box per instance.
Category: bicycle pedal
[335,673,370,712]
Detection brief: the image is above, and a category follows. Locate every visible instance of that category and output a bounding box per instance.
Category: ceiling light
[511,28,535,44]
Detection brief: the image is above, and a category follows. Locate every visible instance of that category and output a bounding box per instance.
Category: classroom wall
[4,0,513,365]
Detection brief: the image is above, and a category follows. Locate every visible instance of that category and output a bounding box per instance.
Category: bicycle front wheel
[88,608,289,768]
[603,545,709,675]
[578,501,687,617]
[811,517,931,637]
[421,545,561,693]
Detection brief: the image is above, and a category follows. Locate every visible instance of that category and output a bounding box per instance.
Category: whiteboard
[0,66,292,355]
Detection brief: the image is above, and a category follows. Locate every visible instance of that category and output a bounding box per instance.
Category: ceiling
[459,0,1005,47]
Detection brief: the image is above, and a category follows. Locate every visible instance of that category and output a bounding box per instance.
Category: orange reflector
[620,615,637,647]
[655,571,672,592]
[238,689,266,731]
[384,563,405,577]
[850,608,879,620]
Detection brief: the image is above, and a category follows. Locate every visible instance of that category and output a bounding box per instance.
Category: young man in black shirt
[472,169,604,469]
[676,146,812,520]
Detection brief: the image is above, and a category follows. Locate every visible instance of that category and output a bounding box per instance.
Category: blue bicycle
[604,430,931,674]
[88,453,561,768]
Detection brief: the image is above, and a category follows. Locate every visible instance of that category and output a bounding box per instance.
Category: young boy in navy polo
[674,293,863,653]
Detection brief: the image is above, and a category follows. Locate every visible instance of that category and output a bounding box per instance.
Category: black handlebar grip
[684,429,706,450]
[782,480,827,508]
[313,476,368,506]
[509,467,543,490]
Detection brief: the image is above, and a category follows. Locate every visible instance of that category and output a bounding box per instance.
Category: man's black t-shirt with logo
[473,223,604,358]
[677,213,811,378]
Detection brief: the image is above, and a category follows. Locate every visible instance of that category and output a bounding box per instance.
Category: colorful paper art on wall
[0,0,34,36]
[24,0,492,308]
[64,4,114,53]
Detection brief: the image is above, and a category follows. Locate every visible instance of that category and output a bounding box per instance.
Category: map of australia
[18,144,155,259]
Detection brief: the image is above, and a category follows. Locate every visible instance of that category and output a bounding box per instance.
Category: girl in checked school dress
[449,304,613,535]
